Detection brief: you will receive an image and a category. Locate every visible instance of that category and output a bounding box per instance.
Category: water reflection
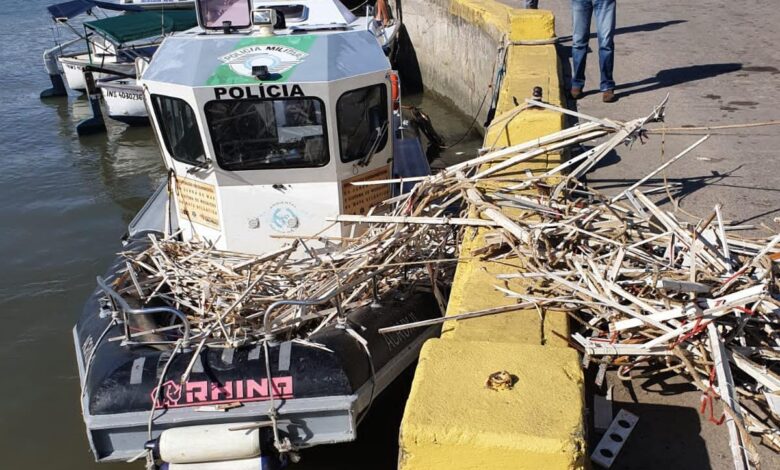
[79,120,164,224]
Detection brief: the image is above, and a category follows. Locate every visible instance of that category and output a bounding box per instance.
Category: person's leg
[525,0,539,8]
[570,0,593,92]
[594,0,616,92]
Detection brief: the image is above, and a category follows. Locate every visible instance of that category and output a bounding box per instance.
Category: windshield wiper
[357,121,389,167]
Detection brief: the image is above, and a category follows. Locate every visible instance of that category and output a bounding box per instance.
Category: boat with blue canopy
[59,10,197,91]
[41,1,197,96]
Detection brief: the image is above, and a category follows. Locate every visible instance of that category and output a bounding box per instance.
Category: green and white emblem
[218,44,309,77]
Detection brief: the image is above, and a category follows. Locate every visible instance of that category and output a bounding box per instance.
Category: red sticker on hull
[151,377,294,409]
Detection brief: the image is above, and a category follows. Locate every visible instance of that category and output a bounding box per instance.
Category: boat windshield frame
[204,95,331,172]
[336,83,389,163]
[150,94,210,168]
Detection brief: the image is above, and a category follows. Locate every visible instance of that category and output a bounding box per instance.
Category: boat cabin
[141,0,411,255]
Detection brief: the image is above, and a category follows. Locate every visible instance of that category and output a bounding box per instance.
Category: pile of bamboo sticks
[471,102,778,466]
[114,181,461,348]
[488,171,780,467]
[113,99,663,347]
[110,97,779,465]
[373,98,779,465]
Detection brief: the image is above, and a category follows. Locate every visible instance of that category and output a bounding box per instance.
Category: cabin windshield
[205,97,329,171]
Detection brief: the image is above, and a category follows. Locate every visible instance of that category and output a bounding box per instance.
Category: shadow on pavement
[733,206,780,225]
[616,63,743,98]
[611,20,688,37]
[589,148,621,171]
[585,367,710,470]
[587,165,748,203]
[570,146,622,175]
[558,43,583,127]
[605,400,711,470]
[585,167,780,224]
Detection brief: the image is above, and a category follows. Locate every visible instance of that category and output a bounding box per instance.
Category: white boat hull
[119,0,195,10]
[59,55,135,92]
[99,79,148,125]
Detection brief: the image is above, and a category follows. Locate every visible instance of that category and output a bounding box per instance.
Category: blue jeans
[571,0,616,91]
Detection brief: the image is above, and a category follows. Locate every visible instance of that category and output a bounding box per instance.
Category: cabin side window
[204,98,329,171]
[151,95,208,167]
[337,85,389,163]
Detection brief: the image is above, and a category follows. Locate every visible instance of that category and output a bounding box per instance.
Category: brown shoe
[570,87,583,100]
[602,90,617,103]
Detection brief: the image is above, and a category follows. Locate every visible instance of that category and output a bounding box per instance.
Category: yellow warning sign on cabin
[175,177,220,230]
[342,165,391,215]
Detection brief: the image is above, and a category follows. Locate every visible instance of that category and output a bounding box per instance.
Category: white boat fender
[158,423,261,464]
[163,456,283,470]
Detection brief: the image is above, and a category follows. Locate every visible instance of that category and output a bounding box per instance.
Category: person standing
[570,0,617,102]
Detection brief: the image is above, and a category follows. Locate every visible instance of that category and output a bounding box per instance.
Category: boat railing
[96,275,192,348]
[97,264,391,346]
[42,37,83,75]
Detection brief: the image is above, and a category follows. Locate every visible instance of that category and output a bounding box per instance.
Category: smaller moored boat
[59,10,198,92]
[97,77,148,125]
[119,0,196,10]
[41,0,144,97]
[41,2,197,96]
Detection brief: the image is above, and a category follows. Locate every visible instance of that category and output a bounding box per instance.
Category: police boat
[74,0,440,468]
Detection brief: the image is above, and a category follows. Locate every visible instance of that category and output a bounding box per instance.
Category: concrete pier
[400,3,586,469]
[403,0,554,128]
[400,1,780,468]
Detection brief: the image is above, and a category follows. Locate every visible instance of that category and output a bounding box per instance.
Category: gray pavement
[503,1,780,469]
[537,0,779,229]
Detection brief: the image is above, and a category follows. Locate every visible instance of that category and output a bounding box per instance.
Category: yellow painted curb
[449,1,555,41]
[497,45,564,110]
[399,2,585,469]
[399,340,585,470]
[442,224,569,346]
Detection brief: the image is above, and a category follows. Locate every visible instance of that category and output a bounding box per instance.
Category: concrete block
[399,339,586,470]
[485,109,566,170]
[508,8,556,42]
[448,1,556,42]
[498,45,564,108]
[399,4,585,470]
